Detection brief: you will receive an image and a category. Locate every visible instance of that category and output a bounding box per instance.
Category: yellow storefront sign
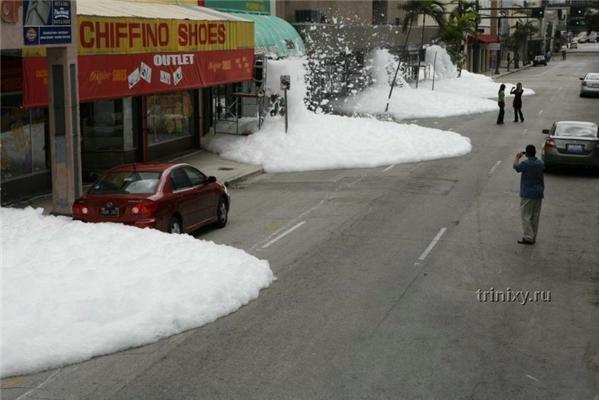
[78,16,253,55]
[24,15,254,57]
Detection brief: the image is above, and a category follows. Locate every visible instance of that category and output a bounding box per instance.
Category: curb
[491,64,533,79]
[224,167,264,186]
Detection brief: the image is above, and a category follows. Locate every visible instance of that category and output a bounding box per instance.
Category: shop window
[80,99,131,152]
[1,94,47,181]
[147,91,193,146]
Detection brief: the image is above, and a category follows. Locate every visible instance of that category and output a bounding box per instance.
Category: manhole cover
[218,167,235,171]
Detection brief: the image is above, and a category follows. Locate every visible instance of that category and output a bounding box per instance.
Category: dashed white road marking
[261,221,307,249]
[383,164,395,172]
[538,109,544,115]
[417,227,447,261]
[525,374,540,383]
[488,160,502,175]
[522,128,529,135]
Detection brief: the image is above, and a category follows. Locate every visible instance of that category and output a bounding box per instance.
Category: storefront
[14,1,254,184]
[200,0,305,135]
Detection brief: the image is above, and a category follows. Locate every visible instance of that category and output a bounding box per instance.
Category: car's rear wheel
[168,216,182,234]
[215,198,228,228]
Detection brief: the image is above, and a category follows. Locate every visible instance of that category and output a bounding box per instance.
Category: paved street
[3,54,599,400]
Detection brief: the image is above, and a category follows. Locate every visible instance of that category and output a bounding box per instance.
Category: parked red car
[72,163,229,233]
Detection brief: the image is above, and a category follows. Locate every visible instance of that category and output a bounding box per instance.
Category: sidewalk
[482,62,533,79]
[9,150,263,214]
[170,150,263,186]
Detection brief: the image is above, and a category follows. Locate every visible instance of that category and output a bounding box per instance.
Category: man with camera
[513,145,545,245]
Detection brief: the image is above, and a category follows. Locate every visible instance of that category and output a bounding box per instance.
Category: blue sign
[23,0,72,46]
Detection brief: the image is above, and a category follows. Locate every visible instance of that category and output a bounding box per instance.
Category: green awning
[226,12,305,58]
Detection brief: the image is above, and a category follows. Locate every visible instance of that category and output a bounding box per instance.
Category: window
[555,123,598,138]
[89,171,161,194]
[147,91,193,146]
[80,99,135,152]
[184,167,206,186]
[170,168,192,190]
[295,10,321,23]
[1,94,47,181]
[372,0,388,25]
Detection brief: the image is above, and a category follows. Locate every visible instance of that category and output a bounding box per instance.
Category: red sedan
[72,163,230,233]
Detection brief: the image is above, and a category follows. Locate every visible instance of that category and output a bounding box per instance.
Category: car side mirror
[542,129,550,134]
[579,77,584,80]
[207,176,217,183]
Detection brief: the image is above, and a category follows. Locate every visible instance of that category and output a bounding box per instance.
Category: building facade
[1,0,256,206]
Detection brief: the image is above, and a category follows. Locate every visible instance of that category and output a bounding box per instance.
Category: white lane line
[417,227,447,261]
[383,164,395,172]
[262,221,306,249]
[538,109,544,115]
[525,374,540,383]
[488,160,502,175]
[522,128,528,135]
[15,370,61,400]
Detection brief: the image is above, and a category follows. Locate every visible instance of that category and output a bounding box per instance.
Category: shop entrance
[80,97,141,180]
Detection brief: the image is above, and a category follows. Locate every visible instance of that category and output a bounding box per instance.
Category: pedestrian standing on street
[510,82,524,122]
[513,145,544,245]
[497,84,506,124]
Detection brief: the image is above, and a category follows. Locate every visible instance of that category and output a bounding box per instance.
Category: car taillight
[545,138,557,148]
[131,200,157,217]
[72,201,89,216]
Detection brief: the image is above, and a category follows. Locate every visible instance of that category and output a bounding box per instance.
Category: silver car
[542,121,599,169]
[580,73,599,97]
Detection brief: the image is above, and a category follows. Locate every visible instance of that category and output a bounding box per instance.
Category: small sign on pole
[280,75,290,133]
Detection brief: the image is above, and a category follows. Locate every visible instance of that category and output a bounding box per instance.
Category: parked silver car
[580,73,599,97]
[542,121,599,170]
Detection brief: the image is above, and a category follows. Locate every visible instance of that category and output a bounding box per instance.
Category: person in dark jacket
[513,145,544,244]
[497,84,506,124]
[510,82,524,122]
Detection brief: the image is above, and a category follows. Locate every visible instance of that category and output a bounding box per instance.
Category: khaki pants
[520,198,542,242]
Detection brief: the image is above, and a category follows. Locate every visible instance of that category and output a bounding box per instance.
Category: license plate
[100,207,119,217]
[567,144,584,154]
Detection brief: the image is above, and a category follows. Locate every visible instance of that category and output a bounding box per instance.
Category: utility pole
[492,0,500,74]
[385,23,413,113]
[473,0,480,73]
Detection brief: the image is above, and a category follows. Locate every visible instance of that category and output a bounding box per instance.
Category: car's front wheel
[168,216,182,234]
[215,198,228,228]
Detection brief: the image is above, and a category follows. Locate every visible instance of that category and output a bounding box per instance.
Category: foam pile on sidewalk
[342,46,535,120]
[0,207,274,378]
[205,57,472,173]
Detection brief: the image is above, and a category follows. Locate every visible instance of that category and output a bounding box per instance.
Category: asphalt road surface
[3,53,599,400]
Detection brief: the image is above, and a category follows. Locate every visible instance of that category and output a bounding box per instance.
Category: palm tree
[399,0,446,87]
[511,20,539,66]
[440,0,479,77]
